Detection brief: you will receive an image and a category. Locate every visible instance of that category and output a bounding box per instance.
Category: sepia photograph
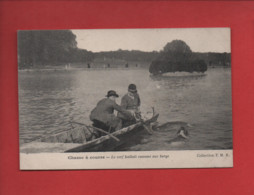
[18,28,233,169]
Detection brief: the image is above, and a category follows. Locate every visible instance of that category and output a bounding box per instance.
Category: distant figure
[136,64,138,67]
[87,63,91,68]
[90,90,133,136]
[125,63,129,68]
[117,84,141,127]
[108,63,110,68]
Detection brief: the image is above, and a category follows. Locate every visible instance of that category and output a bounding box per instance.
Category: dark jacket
[121,93,140,110]
[90,98,131,126]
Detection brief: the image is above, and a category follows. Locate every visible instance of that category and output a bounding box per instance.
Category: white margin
[20,150,233,170]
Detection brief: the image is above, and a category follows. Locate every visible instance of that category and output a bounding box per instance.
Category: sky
[72,28,231,53]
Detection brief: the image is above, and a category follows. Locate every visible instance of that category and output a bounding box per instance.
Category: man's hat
[106,90,119,97]
[128,84,137,93]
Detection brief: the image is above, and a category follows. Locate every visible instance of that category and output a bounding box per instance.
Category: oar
[139,117,154,135]
[134,111,154,135]
[89,126,120,142]
[70,121,120,142]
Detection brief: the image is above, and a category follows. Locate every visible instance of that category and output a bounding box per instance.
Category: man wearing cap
[117,84,141,126]
[90,90,133,135]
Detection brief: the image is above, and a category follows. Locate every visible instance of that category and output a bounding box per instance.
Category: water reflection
[150,74,207,91]
[150,73,206,82]
[19,68,232,150]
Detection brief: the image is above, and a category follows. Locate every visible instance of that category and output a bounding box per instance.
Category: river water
[18,67,232,150]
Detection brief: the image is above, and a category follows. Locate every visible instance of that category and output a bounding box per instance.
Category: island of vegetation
[149,40,208,75]
[18,30,231,70]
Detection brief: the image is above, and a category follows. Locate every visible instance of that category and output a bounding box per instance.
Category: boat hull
[20,114,159,153]
[66,114,159,152]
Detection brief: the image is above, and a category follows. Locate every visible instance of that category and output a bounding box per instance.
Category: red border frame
[1,1,254,194]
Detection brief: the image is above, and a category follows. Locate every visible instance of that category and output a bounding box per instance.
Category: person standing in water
[90,90,133,136]
[117,84,141,127]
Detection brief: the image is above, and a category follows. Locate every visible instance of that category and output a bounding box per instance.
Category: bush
[149,60,207,75]
[149,40,207,75]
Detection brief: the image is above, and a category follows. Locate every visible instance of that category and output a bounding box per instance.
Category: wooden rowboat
[20,113,159,153]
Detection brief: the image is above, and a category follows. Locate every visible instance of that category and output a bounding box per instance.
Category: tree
[18,30,78,68]
[159,40,192,62]
[163,40,192,53]
[149,40,207,74]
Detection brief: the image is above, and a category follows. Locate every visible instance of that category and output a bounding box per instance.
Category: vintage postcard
[18,28,233,170]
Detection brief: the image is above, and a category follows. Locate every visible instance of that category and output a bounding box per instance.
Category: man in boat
[117,84,141,127]
[90,90,133,136]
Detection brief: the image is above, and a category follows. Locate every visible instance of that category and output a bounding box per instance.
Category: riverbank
[18,64,230,73]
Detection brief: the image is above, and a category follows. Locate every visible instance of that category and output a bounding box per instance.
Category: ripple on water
[19,68,232,150]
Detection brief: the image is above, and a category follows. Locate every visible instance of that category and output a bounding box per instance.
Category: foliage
[149,60,207,75]
[18,30,93,68]
[94,50,159,62]
[201,52,231,66]
[149,40,208,74]
[18,32,230,70]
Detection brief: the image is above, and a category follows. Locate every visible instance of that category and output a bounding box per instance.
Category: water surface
[19,67,232,150]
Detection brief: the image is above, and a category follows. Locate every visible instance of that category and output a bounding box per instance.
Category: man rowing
[117,84,141,127]
[90,90,133,136]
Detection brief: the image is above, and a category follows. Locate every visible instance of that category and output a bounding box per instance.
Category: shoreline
[18,66,231,72]
[18,67,146,72]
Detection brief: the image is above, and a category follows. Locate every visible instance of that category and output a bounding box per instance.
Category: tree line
[93,50,159,62]
[149,40,230,75]
[18,30,93,68]
[18,30,231,70]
